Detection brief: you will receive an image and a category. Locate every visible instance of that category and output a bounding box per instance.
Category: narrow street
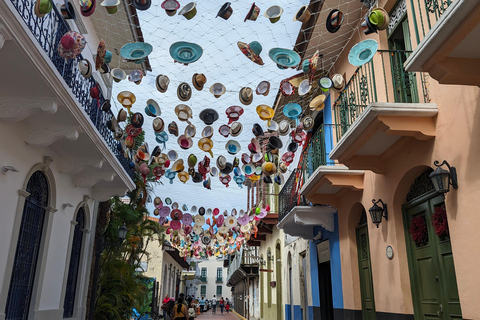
[195,310,241,319]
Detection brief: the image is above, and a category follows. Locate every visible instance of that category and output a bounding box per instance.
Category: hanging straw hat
[210,83,226,98]
[309,94,326,111]
[239,87,253,105]
[264,5,283,23]
[156,75,170,93]
[237,41,264,66]
[256,105,274,121]
[256,81,270,96]
[192,73,207,90]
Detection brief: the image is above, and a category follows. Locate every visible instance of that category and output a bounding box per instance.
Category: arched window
[5,171,49,320]
[63,207,86,317]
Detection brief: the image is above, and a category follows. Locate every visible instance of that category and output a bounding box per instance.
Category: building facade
[195,258,231,302]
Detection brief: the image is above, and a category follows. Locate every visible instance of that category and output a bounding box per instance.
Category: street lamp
[118,224,128,243]
[368,199,388,228]
[429,160,458,195]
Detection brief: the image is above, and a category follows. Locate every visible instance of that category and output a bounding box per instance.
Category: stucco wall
[196,258,230,301]
[0,120,96,320]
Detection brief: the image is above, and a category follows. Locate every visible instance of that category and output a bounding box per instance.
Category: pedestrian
[225,300,230,314]
[172,296,189,320]
[188,299,196,319]
[219,297,225,314]
[162,295,172,320]
[211,295,217,314]
[199,296,206,313]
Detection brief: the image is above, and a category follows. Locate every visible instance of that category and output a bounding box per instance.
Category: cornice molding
[73,172,116,188]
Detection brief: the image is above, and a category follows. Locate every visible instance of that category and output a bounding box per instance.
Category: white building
[0,1,149,319]
[194,258,231,301]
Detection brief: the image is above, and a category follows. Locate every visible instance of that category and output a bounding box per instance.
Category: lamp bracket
[433,160,458,189]
[372,199,388,221]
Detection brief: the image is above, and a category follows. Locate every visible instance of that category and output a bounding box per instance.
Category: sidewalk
[195,309,241,319]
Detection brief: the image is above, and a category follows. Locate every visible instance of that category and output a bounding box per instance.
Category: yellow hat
[256,105,275,121]
[309,94,326,111]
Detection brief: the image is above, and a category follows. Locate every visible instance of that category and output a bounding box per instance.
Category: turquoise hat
[283,103,302,120]
[165,169,176,184]
[302,59,310,73]
[120,42,153,63]
[269,48,301,69]
[348,39,378,67]
[105,50,113,64]
[169,41,203,65]
[155,131,169,149]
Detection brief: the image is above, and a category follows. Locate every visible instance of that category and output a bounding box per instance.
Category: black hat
[199,108,219,125]
[326,9,344,33]
[199,207,206,215]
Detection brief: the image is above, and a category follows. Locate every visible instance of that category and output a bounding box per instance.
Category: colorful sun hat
[185,123,196,138]
[225,140,241,155]
[202,125,214,138]
[198,137,214,157]
[100,0,119,14]
[326,9,344,33]
[117,91,136,108]
[217,2,233,20]
[369,7,390,31]
[256,105,274,121]
[237,41,264,66]
[293,5,311,23]
[34,0,53,17]
[269,48,301,69]
[332,74,345,92]
[178,135,193,150]
[161,0,180,15]
[61,0,76,19]
[179,2,197,20]
[120,42,153,63]
[111,68,126,83]
[226,106,244,124]
[252,123,264,137]
[192,73,207,91]
[199,108,219,125]
[278,120,290,136]
[263,5,283,23]
[310,94,326,111]
[217,155,227,170]
[280,80,295,96]
[348,39,378,67]
[298,79,311,96]
[79,0,96,17]
[318,77,333,92]
[219,124,230,138]
[165,169,177,184]
[133,0,151,10]
[95,40,107,70]
[175,104,193,121]
[245,2,260,22]
[128,69,143,85]
[152,117,164,132]
[219,174,232,187]
[145,99,160,117]
[210,83,226,98]
[170,42,203,65]
[283,103,302,120]
[177,82,192,102]
[230,122,243,137]
[79,59,92,78]
[239,87,253,105]
[58,31,86,61]
[168,121,179,136]
[256,81,270,96]
[248,138,261,154]
[156,75,170,93]
[361,17,378,35]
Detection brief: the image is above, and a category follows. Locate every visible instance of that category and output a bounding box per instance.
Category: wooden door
[356,222,376,320]
[403,194,462,319]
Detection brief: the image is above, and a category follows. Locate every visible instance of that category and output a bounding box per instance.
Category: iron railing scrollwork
[9,0,135,179]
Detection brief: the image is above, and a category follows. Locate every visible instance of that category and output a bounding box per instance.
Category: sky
[110,1,311,214]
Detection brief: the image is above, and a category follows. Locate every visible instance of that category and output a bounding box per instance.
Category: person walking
[225,299,230,314]
[162,295,173,320]
[219,297,225,314]
[172,296,189,320]
[188,299,196,319]
[199,296,206,313]
[211,295,217,314]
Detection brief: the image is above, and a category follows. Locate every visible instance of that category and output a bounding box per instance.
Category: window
[216,285,222,295]
[201,267,207,277]
[216,267,222,278]
[63,207,86,317]
[201,285,207,295]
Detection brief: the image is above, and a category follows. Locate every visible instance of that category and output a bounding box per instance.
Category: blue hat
[283,103,302,120]
[120,42,153,63]
[170,41,203,65]
[269,48,301,69]
[104,50,112,64]
[348,39,378,67]
[302,59,310,73]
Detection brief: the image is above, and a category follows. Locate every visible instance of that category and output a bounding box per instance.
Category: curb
[232,310,247,320]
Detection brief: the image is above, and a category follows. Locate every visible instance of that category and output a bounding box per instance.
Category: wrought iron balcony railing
[333,50,429,142]
[216,277,223,283]
[406,0,453,45]
[279,169,306,223]
[199,276,207,283]
[9,0,135,179]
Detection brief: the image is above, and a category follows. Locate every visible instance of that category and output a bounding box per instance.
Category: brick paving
[195,309,241,319]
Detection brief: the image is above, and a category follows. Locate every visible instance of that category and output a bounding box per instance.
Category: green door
[356,214,376,320]
[403,193,462,319]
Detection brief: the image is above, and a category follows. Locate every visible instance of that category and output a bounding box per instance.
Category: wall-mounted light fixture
[429,160,458,195]
[267,251,274,261]
[2,166,18,174]
[62,203,74,210]
[259,257,266,266]
[118,224,128,243]
[369,199,388,228]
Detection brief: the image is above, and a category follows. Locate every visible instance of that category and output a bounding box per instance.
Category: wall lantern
[429,160,458,195]
[270,281,276,288]
[267,251,274,261]
[259,257,266,266]
[118,224,128,243]
[368,199,388,228]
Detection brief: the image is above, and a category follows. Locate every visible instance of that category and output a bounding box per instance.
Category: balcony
[199,276,207,283]
[405,0,480,86]
[216,277,223,283]
[0,0,138,197]
[226,247,259,287]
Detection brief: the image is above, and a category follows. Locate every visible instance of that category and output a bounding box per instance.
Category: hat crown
[249,41,262,56]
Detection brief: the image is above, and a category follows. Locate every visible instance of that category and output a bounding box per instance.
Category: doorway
[356,209,376,320]
[318,261,334,319]
[402,170,462,319]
